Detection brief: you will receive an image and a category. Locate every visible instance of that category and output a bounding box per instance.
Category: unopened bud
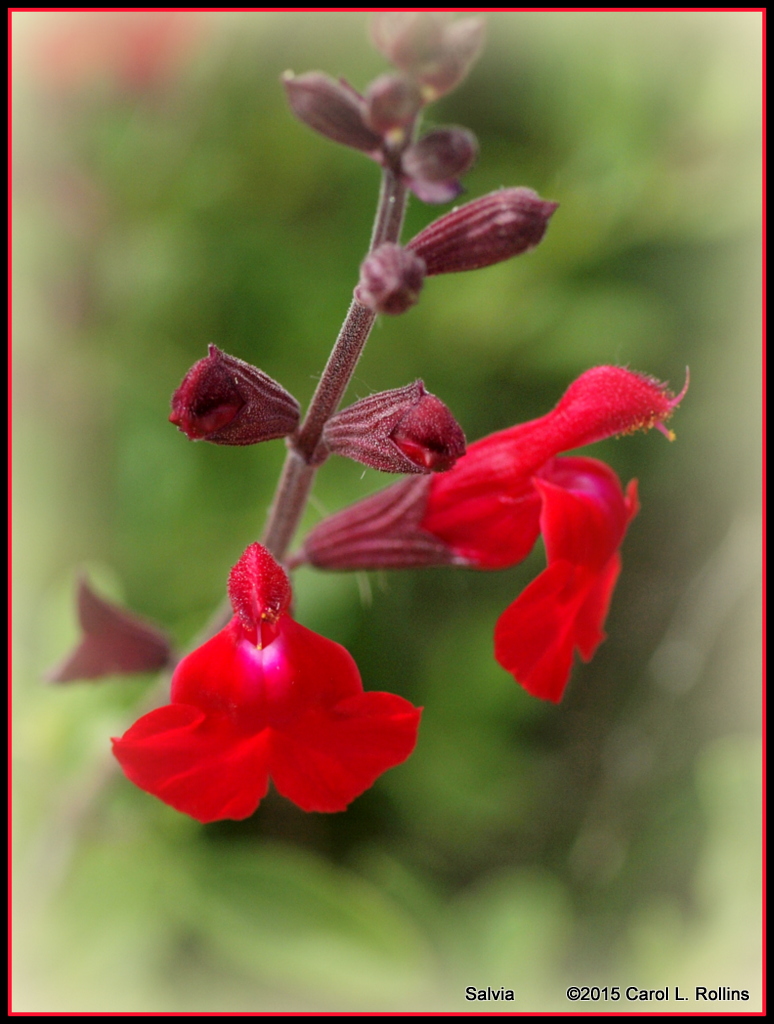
[371,13,450,72]
[402,127,478,182]
[416,18,486,100]
[282,71,382,154]
[407,187,559,275]
[364,73,423,135]
[354,243,426,315]
[46,576,174,683]
[300,476,456,570]
[370,13,485,100]
[170,345,300,446]
[324,380,465,475]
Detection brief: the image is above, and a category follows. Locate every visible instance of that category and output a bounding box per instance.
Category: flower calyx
[323,380,466,474]
[47,575,174,683]
[407,188,559,275]
[169,345,300,446]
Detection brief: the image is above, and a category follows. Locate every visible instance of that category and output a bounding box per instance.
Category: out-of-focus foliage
[13,11,761,1012]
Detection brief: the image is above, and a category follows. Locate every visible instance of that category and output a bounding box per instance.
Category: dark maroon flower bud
[363,73,423,136]
[170,345,300,446]
[354,243,426,315]
[402,127,478,182]
[281,71,383,155]
[300,476,456,570]
[323,380,466,475]
[46,576,174,683]
[406,188,559,275]
[370,13,485,100]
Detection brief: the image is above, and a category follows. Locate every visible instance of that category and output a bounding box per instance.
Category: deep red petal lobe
[269,692,422,812]
[494,459,638,702]
[277,615,364,707]
[495,561,587,702]
[170,621,245,716]
[422,455,542,568]
[112,704,270,823]
[535,458,629,569]
[573,553,622,660]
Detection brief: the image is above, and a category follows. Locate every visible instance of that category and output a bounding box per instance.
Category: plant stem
[261,167,409,563]
[42,141,414,890]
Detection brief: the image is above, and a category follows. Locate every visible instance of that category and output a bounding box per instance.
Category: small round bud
[402,127,478,183]
[370,13,485,100]
[415,18,486,100]
[370,13,450,72]
[363,73,423,135]
[355,243,426,315]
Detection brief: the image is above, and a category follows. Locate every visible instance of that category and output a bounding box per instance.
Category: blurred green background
[13,11,762,1012]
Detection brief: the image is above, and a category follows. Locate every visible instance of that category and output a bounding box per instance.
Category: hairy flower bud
[170,345,300,446]
[407,188,559,274]
[324,380,466,475]
[370,13,485,100]
[282,71,382,154]
[47,576,174,683]
[364,73,423,135]
[354,243,426,315]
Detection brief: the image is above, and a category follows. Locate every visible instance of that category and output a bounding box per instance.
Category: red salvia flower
[112,543,421,823]
[420,365,684,569]
[300,366,687,701]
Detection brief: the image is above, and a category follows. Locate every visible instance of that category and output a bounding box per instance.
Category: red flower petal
[494,461,638,702]
[112,704,270,823]
[269,691,422,812]
[494,561,588,702]
[572,553,622,660]
[535,458,631,569]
